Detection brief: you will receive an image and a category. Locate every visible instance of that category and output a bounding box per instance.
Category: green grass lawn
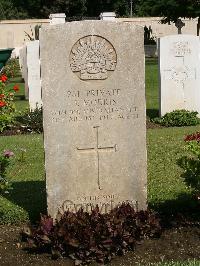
[146,58,159,118]
[148,126,200,215]
[151,260,200,266]
[7,75,28,113]
[0,125,200,224]
[0,134,45,223]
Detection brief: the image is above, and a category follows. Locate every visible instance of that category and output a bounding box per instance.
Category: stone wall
[0,19,49,49]
[117,17,198,38]
[0,17,198,50]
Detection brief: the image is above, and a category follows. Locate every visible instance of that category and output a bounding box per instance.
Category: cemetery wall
[118,17,198,38]
[0,19,49,49]
[0,17,198,50]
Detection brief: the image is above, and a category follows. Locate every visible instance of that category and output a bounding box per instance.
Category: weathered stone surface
[40,21,147,219]
[27,40,42,110]
[159,35,200,116]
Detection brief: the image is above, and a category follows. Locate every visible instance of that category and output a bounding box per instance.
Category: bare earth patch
[0,224,200,266]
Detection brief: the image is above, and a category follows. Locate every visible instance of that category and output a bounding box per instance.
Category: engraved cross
[77,126,117,190]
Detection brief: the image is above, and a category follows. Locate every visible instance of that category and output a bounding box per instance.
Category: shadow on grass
[150,193,199,216]
[151,154,200,221]
[9,77,24,83]
[5,181,47,223]
[145,57,158,65]
[14,95,26,101]
[149,193,200,228]
[146,108,159,119]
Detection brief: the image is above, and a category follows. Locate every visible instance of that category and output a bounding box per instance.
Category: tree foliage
[0,0,27,19]
[12,0,42,18]
[0,0,199,20]
[136,0,200,23]
[0,0,133,19]
[41,0,87,18]
[41,0,131,18]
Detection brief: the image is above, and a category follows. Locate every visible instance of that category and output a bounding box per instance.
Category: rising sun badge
[70,35,117,80]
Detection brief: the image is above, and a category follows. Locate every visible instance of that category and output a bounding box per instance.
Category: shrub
[15,107,43,133]
[0,74,19,132]
[23,204,161,265]
[153,110,200,127]
[178,132,200,199]
[1,58,19,79]
[184,132,200,158]
[0,150,14,193]
[0,113,14,132]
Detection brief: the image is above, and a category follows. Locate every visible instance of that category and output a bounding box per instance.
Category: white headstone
[11,47,22,58]
[49,13,66,25]
[159,35,200,116]
[19,45,28,100]
[100,12,116,21]
[27,41,42,110]
[40,21,147,220]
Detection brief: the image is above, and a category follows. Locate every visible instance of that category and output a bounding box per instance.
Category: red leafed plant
[22,204,161,265]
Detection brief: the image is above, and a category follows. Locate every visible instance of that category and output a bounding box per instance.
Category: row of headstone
[19,40,42,110]
[19,13,66,110]
[26,41,42,110]
[159,35,200,116]
[19,45,28,100]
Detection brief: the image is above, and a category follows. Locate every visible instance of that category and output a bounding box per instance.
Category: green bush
[178,132,200,195]
[0,113,14,132]
[1,59,19,79]
[15,107,43,133]
[153,110,200,127]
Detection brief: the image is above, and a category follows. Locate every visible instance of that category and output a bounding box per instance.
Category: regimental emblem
[70,35,117,80]
[172,41,191,57]
[164,66,196,84]
[171,66,189,84]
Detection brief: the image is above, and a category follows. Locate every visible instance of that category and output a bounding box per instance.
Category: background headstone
[27,40,42,110]
[19,45,28,100]
[159,35,200,117]
[40,21,147,220]
[49,13,66,25]
[197,17,200,36]
[100,12,116,21]
[175,19,185,34]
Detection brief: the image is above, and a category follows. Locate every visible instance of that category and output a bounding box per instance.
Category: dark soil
[0,223,200,266]
[0,126,28,136]
[146,119,163,129]
[0,128,23,136]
